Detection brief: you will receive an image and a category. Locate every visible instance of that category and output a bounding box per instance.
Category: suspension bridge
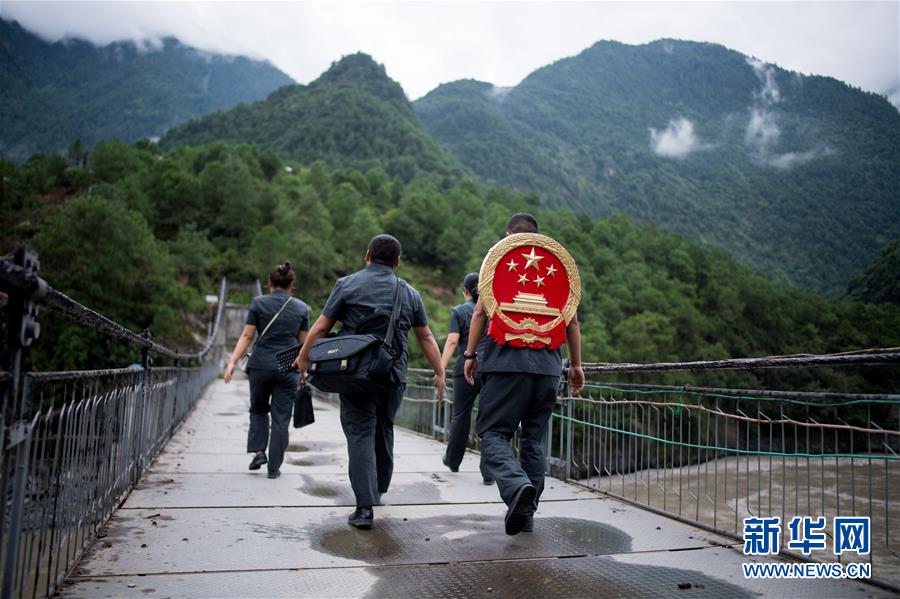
[2,246,898,598]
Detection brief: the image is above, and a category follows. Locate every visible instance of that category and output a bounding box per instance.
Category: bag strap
[383,277,404,349]
[254,296,293,347]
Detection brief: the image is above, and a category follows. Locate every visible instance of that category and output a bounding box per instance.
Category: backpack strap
[383,277,405,349]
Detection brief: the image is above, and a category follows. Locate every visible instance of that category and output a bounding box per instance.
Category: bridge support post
[0,246,45,599]
[133,332,151,487]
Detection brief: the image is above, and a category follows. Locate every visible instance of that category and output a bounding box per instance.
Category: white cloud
[488,86,512,101]
[888,86,900,111]
[765,146,835,169]
[650,118,707,159]
[746,108,780,148]
[747,57,781,104]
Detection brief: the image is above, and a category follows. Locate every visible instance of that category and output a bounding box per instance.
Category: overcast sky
[2,1,898,105]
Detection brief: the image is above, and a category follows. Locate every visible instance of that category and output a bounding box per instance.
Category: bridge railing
[397,351,900,592]
[0,246,227,599]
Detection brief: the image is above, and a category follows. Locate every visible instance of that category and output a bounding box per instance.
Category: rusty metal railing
[1,246,227,599]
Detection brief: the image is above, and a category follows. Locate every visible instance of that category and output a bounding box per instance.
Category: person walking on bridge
[464,213,585,535]
[440,272,493,485]
[295,234,446,529]
[224,262,310,479]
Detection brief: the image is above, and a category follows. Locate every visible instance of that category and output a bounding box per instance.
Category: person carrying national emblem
[463,213,585,536]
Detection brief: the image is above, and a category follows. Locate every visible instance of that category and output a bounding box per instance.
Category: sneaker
[442,455,459,473]
[348,507,374,529]
[248,451,268,470]
[482,476,495,486]
[267,470,281,479]
[504,484,537,536]
[521,515,535,533]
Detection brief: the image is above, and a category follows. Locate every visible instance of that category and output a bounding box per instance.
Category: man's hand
[464,357,478,386]
[224,362,236,384]
[433,371,446,401]
[293,352,309,385]
[294,314,337,386]
[567,365,585,396]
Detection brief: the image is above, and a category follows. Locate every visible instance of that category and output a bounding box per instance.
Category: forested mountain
[0,18,292,161]
[2,141,898,396]
[161,53,465,181]
[848,240,900,305]
[414,39,900,295]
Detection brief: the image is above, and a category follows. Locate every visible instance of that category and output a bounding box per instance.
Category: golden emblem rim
[478,233,581,335]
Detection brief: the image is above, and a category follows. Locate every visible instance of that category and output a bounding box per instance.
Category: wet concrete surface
[62,379,897,598]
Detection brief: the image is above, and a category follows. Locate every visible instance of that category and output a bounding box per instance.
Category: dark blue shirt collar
[365,263,396,273]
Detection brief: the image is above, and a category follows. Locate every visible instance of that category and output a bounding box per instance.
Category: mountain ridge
[161,52,466,180]
[0,17,294,161]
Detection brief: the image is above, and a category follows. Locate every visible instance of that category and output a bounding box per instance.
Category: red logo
[479,234,581,350]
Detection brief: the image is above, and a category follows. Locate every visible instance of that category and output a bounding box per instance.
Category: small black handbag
[293,383,315,429]
[307,277,404,394]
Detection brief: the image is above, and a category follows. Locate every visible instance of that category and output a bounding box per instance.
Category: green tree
[31,195,189,369]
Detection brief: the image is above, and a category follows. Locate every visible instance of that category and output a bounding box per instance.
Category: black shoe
[442,455,459,473]
[267,470,281,479]
[521,515,535,533]
[505,484,537,536]
[482,476,495,486]
[348,507,374,529]
[249,451,267,470]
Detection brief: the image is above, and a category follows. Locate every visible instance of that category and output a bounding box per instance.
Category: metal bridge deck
[61,380,891,598]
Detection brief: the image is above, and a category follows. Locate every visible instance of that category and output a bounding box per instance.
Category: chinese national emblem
[478,233,581,350]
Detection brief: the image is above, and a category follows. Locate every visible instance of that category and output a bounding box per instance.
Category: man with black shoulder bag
[294,234,445,529]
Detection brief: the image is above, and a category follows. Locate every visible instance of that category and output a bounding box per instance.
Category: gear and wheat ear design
[478,233,581,350]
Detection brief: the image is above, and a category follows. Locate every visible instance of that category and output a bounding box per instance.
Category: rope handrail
[411,348,900,378]
[582,351,900,373]
[584,381,900,403]
[1,254,227,362]
[40,278,227,361]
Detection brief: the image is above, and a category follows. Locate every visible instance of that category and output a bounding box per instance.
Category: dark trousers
[444,376,489,478]
[247,369,297,473]
[339,384,405,508]
[476,373,559,512]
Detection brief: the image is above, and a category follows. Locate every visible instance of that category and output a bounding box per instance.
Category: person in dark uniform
[295,234,446,529]
[440,272,493,485]
[464,214,585,535]
[225,262,310,479]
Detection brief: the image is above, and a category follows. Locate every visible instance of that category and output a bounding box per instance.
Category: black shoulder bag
[306,278,404,394]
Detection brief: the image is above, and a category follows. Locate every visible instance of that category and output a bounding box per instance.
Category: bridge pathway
[62,380,890,598]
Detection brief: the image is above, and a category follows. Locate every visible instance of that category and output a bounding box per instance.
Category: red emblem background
[480,235,580,350]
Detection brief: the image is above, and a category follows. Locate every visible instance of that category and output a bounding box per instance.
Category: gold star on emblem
[522,247,544,270]
[546,264,558,277]
[517,273,529,285]
[534,275,546,287]
[506,258,519,271]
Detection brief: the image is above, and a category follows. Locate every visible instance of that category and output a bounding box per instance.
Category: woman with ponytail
[225,262,310,478]
[440,272,493,484]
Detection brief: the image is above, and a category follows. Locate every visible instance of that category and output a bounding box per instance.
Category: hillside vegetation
[2,141,898,396]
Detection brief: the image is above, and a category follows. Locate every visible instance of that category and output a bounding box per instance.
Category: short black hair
[506,213,539,234]
[367,234,401,266]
